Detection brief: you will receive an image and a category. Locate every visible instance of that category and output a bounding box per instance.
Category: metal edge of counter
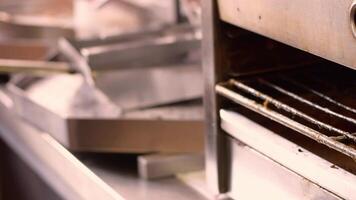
[0,91,123,200]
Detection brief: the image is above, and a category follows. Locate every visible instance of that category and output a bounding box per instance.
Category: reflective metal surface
[217,0,356,70]
[58,26,202,110]
[137,153,204,179]
[221,110,356,199]
[62,24,201,71]
[0,100,123,200]
[0,59,72,75]
[7,78,204,153]
[81,154,208,200]
[226,136,341,200]
[0,99,208,200]
[203,0,356,197]
[0,25,204,155]
[202,0,230,195]
[216,65,356,160]
[80,28,201,70]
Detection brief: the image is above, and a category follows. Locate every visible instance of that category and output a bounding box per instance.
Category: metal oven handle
[350,0,356,38]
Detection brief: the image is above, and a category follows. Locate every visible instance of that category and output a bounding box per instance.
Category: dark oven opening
[216,23,356,173]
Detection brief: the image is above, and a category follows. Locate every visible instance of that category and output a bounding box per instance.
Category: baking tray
[6,66,204,153]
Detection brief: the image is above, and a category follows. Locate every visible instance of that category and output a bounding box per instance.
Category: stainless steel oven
[203,1,356,199]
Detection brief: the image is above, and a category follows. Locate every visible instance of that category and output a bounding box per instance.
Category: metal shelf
[216,65,356,160]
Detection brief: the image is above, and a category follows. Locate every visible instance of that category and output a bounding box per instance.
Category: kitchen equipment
[6,77,204,153]
[0,37,204,154]
[60,23,201,71]
[203,1,356,199]
[57,23,202,110]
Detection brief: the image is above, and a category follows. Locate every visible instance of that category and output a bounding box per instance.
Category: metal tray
[5,67,204,153]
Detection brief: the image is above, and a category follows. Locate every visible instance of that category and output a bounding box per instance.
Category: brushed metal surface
[1,41,204,154]
[202,0,231,195]
[7,82,204,153]
[227,137,340,200]
[81,154,209,200]
[5,73,204,153]
[9,64,203,113]
[80,27,201,70]
[221,110,356,199]
[137,153,204,179]
[217,0,356,70]
[0,101,123,200]
[0,102,208,200]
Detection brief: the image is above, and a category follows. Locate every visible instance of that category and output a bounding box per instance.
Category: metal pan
[5,76,204,153]
[0,41,203,154]
[60,24,201,71]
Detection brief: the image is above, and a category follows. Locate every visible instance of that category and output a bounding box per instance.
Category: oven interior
[216,24,356,174]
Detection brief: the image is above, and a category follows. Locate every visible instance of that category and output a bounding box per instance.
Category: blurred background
[0,1,208,200]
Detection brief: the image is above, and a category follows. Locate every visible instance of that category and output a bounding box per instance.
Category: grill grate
[216,65,356,160]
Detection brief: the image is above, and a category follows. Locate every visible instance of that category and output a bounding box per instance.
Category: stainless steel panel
[221,110,356,199]
[95,64,202,110]
[227,137,340,200]
[217,0,356,70]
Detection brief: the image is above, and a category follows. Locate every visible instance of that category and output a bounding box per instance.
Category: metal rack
[216,65,356,160]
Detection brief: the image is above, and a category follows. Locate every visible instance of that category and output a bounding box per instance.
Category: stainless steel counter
[80,154,207,200]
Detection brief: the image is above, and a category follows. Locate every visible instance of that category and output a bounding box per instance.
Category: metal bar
[0,59,72,75]
[228,79,356,142]
[215,84,356,160]
[281,76,356,115]
[258,78,356,125]
[202,0,231,195]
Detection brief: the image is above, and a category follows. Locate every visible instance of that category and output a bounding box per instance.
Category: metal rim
[349,1,356,38]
